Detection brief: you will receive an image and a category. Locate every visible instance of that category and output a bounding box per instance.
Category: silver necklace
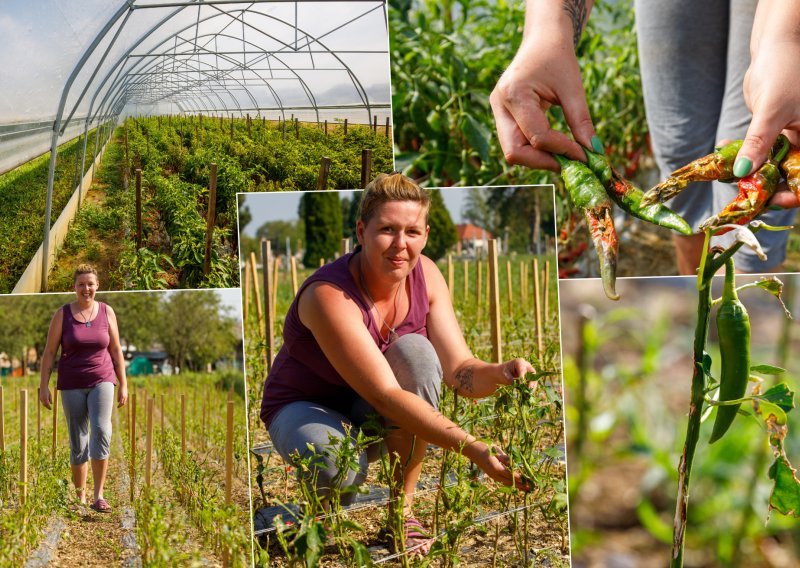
[78,302,95,328]
[358,257,404,343]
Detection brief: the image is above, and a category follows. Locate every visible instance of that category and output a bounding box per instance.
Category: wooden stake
[476,260,482,320]
[373,114,378,133]
[37,391,40,445]
[20,390,27,505]
[290,257,298,296]
[203,163,218,275]
[506,260,513,317]
[488,240,502,363]
[262,239,275,368]
[130,391,136,501]
[181,394,186,454]
[533,259,543,356]
[243,260,251,323]
[160,394,164,439]
[272,257,280,325]
[295,118,299,138]
[463,260,468,302]
[344,118,348,136]
[247,113,252,137]
[341,237,351,257]
[361,149,372,188]
[52,389,58,460]
[250,252,264,337]
[544,260,551,322]
[145,398,153,487]
[135,169,142,249]
[447,254,454,301]
[225,400,234,503]
[521,261,527,307]
[324,120,328,136]
[317,157,331,190]
[0,385,5,452]
[385,116,390,138]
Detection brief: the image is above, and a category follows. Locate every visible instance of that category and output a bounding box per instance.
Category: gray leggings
[636,0,795,271]
[60,382,115,465]
[268,333,443,505]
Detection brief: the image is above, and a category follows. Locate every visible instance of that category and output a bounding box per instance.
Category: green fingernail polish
[591,135,604,154]
[733,157,752,178]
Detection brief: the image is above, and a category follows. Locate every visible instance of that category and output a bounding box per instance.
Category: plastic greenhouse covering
[0,0,391,293]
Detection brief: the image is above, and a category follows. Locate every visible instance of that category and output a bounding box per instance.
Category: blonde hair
[73,264,98,282]
[358,172,431,224]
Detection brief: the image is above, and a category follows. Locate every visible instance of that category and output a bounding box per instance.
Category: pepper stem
[722,257,737,304]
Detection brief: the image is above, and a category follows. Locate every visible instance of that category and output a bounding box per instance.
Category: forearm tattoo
[562,0,588,48]
[455,366,475,394]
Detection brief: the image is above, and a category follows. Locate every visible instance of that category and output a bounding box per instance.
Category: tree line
[0,290,239,373]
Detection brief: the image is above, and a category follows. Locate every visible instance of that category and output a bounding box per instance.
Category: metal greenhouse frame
[37,0,390,291]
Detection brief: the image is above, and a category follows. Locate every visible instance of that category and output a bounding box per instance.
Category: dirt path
[47,409,138,567]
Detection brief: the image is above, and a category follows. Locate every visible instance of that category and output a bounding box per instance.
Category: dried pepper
[641,140,743,206]
[699,138,789,235]
[554,154,619,300]
[709,256,751,444]
[779,144,800,199]
[583,148,692,235]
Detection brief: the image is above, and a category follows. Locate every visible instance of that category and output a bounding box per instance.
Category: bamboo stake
[533,259,543,356]
[20,390,27,505]
[181,394,186,454]
[488,240,502,363]
[130,392,136,501]
[272,257,279,325]
[145,398,153,487]
[262,239,275,368]
[250,252,264,337]
[203,163,218,275]
[243,259,251,323]
[476,260,482,320]
[290,257,298,296]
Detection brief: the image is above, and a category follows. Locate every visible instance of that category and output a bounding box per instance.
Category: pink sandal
[90,498,112,513]
[380,517,434,555]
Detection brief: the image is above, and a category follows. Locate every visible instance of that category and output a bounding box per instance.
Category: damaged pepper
[553,153,619,301]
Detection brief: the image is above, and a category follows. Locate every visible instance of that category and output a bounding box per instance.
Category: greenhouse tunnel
[0,0,391,293]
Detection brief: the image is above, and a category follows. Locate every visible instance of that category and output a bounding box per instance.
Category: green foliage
[424,189,458,261]
[301,191,343,267]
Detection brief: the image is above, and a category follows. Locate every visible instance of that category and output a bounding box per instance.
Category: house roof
[456,223,493,241]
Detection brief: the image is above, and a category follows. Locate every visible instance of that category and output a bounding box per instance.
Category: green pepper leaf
[769,456,800,517]
[756,401,788,426]
[750,363,787,375]
[758,383,795,412]
[461,113,491,162]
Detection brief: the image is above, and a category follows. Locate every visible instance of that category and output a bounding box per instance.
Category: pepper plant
[671,222,800,567]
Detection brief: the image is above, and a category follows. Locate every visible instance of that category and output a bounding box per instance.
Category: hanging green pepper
[641,140,743,206]
[699,138,788,234]
[709,256,751,444]
[583,148,692,235]
[554,153,619,301]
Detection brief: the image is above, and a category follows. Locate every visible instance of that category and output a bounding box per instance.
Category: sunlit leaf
[769,456,800,517]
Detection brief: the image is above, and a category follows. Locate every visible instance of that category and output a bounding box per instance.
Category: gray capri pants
[60,381,115,465]
[268,333,443,505]
[636,0,795,271]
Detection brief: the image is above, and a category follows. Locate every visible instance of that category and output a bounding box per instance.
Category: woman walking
[39,264,128,513]
[261,173,535,554]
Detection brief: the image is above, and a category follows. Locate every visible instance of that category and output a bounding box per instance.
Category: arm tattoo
[562,0,588,48]
[455,366,475,395]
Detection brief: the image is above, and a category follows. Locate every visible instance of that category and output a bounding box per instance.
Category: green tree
[424,189,457,261]
[256,219,303,257]
[300,191,342,267]
[102,291,161,354]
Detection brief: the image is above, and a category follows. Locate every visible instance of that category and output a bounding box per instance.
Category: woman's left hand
[117,384,128,408]
[501,358,536,388]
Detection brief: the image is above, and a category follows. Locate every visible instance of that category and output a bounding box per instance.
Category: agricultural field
[0,128,100,294]
[561,276,800,567]
[0,371,250,566]
[243,246,568,566]
[1,115,392,293]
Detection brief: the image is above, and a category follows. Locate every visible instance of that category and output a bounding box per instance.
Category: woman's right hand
[470,442,530,491]
[39,384,52,410]
[490,31,598,171]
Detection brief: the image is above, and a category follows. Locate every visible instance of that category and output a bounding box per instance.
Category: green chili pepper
[583,149,692,235]
[709,257,751,444]
[554,154,619,300]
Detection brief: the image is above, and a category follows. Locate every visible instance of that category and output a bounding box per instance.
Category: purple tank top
[58,302,117,390]
[261,250,430,427]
